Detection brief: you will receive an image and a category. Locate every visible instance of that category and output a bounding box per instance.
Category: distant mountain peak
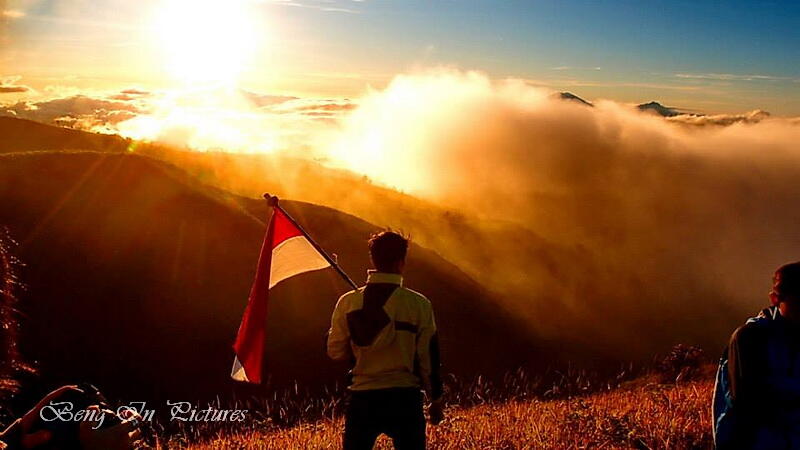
[553,92,593,107]
[637,101,681,117]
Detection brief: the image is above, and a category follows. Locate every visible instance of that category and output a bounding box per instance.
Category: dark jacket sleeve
[728,323,768,410]
[730,322,800,409]
[727,323,769,445]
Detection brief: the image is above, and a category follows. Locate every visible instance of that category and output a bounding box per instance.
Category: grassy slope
[188,377,713,449]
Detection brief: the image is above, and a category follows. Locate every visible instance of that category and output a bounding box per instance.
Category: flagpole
[263,193,358,290]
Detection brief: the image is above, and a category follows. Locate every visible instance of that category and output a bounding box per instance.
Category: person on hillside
[327,231,443,450]
[714,262,800,449]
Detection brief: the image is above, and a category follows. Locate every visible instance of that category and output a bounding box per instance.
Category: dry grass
[184,377,713,449]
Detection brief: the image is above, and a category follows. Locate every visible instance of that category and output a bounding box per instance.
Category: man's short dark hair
[368,231,409,273]
[774,262,800,300]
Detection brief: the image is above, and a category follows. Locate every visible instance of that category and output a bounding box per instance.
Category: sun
[152,0,260,85]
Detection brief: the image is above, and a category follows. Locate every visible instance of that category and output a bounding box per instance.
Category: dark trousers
[343,387,426,450]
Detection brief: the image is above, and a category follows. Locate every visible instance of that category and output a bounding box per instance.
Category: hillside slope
[135,146,740,363]
[0,151,536,403]
[188,377,714,449]
[0,117,130,154]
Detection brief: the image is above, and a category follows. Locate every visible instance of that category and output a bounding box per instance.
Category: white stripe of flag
[231,207,330,383]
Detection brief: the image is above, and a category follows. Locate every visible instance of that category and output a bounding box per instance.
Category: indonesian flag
[231,207,331,383]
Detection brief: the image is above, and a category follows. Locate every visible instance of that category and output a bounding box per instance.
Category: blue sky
[1,0,799,114]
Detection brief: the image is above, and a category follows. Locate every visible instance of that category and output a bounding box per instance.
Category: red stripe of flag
[231,208,330,383]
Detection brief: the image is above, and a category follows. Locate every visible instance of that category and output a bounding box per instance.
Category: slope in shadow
[0,151,539,404]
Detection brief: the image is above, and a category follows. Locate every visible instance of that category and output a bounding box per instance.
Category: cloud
[13,12,137,32]
[1,9,24,19]
[0,85,30,93]
[1,93,144,131]
[120,88,150,96]
[675,72,798,83]
[668,109,772,127]
[239,89,298,108]
[258,0,362,13]
[109,88,152,101]
[270,98,357,117]
[550,66,602,71]
[109,94,141,101]
[110,88,353,152]
[52,110,138,132]
[0,75,31,93]
[525,76,706,93]
[326,69,800,358]
[0,85,358,149]
[287,101,357,112]
[1,2,24,45]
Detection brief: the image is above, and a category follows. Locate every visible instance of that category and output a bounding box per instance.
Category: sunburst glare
[151,0,262,85]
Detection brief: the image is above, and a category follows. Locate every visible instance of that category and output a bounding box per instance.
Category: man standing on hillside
[714,262,800,449]
[327,231,443,450]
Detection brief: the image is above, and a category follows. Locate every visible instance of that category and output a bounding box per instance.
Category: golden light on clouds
[327,70,800,200]
[117,89,275,152]
[1,9,25,19]
[151,0,262,85]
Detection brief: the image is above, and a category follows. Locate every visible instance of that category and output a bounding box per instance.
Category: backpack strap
[346,283,398,347]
